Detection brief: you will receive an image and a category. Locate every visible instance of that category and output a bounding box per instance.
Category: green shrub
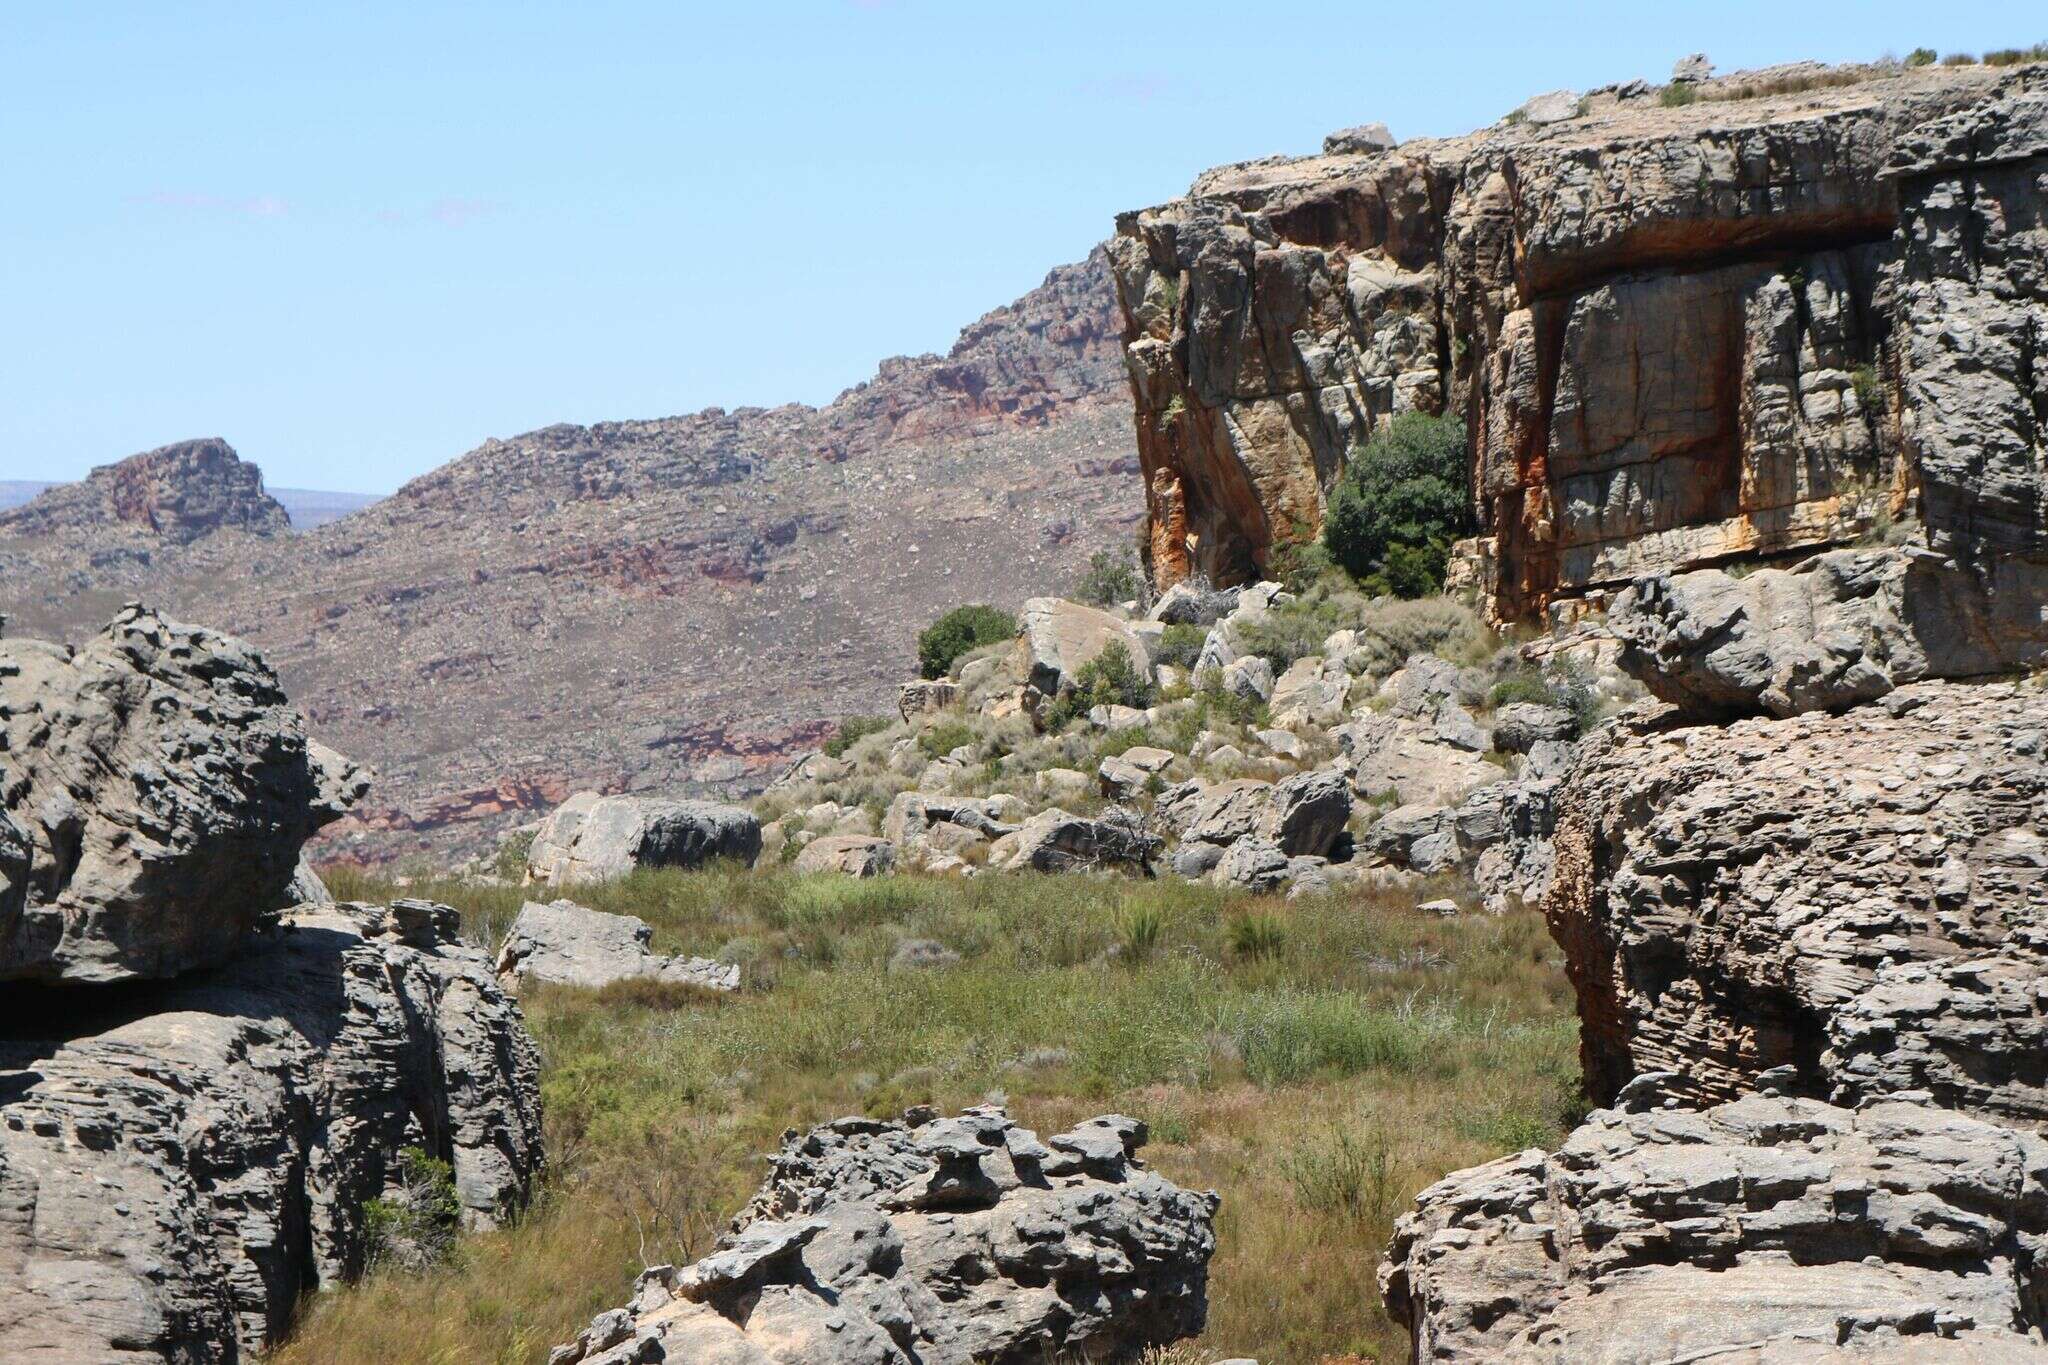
[917,604,1015,680]
[1906,46,1937,65]
[1985,44,2048,67]
[1941,51,1977,65]
[823,714,891,759]
[1321,413,1471,598]
[1659,82,1698,107]
[1073,546,1143,607]
[1043,641,1155,731]
[1488,662,1597,732]
[917,720,977,760]
[1154,622,1208,670]
[1282,1126,1396,1221]
[363,1146,461,1269]
[1115,902,1168,964]
[492,829,535,881]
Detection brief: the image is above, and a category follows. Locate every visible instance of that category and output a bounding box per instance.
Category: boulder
[1220,654,1274,703]
[285,852,335,906]
[549,1107,1217,1365]
[1386,655,1465,718]
[1490,702,1574,751]
[1363,804,1460,874]
[1180,779,1274,847]
[0,605,368,984]
[1148,577,1238,625]
[1252,727,1303,758]
[495,898,738,993]
[0,900,543,1361]
[1098,747,1173,801]
[1430,701,1488,752]
[1269,655,1348,728]
[1213,837,1291,893]
[1323,121,1395,155]
[525,791,761,884]
[793,834,896,878]
[1335,713,1502,807]
[1671,51,1713,81]
[898,679,958,722]
[1514,89,1580,125]
[1609,546,2048,720]
[1016,597,1152,695]
[1085,702,1149,731]
[1383,1093,2048,1361]
[1169,840,1228,880]
[884,792,1020,849]
[1260,769,1351,858]
[993,808,1161,875]
[1547,680,2048,1118]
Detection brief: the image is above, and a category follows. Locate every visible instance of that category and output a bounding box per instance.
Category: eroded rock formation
[549,1107,1217,1365]
[0,899,544,1362]
[0,438,289,545]
[0,605,368,983]
[1110,61,2048,622]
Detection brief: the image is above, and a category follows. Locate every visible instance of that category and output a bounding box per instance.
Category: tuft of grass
[1659,82,1699,107]
[824,714,892,759]
[274,865,1577,1365]
[1985,43,2048,67]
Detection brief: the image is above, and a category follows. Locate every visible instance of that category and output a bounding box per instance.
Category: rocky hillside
[0,436,288,547]
[0,251,1140,861]
[1111,57,2047,624]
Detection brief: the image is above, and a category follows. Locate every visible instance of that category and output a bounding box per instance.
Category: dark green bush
[1659,82,1698,107]
[916,604,1015,680]
[917,720,976,760]
[1154,622,1208,670]
[1044,641,1153,731]
[1322,412,1471,598]
[1985,44,2048,67]
[823,714,891,759]
[1906,46,1937,65]
[1488,662,1598,733]
[1074,547,1143,607]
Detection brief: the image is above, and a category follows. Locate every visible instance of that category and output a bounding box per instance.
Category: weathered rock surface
[791,833,896,878]
[1612,546,2048,718]
[1383,1092,2048,1361]
[495,898,738,992]
[525,791,761,884]
[0,605,367,984]
[549,1107,1217,1365]
[1547,680,2048,1119]
[991,807,1161,874]
[0,899,543,1362]
[1110,59,2045,621]
[1016,596,1153,695]
[0,438,289,545]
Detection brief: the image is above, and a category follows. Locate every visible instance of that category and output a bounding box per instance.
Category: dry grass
[282,865,1578,1364]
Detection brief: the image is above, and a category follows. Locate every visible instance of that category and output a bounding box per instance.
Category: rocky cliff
[1110,59,2048,624]
[1,252,1139,861]
[0,437,288,546]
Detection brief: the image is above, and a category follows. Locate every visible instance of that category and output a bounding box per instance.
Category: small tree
[1322,412,1471,598]
[916,604,1016,680]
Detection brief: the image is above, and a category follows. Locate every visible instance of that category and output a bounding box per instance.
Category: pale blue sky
[3,2,2033,491]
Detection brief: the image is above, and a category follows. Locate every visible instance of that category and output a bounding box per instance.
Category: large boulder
[0,605,367,984]
[525,791,761,884]
[1547,680,2048,1118]
[792,834,896,878]
[1334,713,1501,808]
[1382,1092,2048,1361]
[495,898,738,993]
[1015,597,1152,695]
[1260,768,1351,857]
[991,807,1161,874]
[0,899,543,1361]
[549,1107,1217,1365]
[1610,546,2048,719]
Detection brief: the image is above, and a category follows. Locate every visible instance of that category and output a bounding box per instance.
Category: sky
[3,2,2036,493]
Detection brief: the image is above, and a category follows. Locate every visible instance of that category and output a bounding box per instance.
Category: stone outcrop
[1382,1092,2048,1361]
[0,438,289,545]
[989,807,1162,874]
[791,833,896,877]
[525,791,761,884]
[548,1107,1217,1365]
[495,898,738,992]
[0,605,368,983]
[0,898,544,1362]
[1611,545,2048,718]
[1109,60,2047,622]
[1016,596,1153,695]
[1545,680,2048,1118]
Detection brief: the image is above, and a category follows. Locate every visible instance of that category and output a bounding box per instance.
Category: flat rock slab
[551,1107,1217,1365]
[495,898,737,992]
[0,900,543,1362]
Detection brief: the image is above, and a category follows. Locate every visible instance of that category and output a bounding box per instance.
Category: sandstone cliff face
[0,437,288,546]
[1111,62,2047,620]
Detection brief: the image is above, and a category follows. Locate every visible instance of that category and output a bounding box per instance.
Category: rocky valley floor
[274,863,1577,1363]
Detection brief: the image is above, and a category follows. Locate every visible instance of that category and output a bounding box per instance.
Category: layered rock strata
[549,1107,1217,1365]
[0,899,544,1362]
[1110,62,2048,622]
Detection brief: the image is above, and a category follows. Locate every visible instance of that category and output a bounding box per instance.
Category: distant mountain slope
[0,248,1140,862]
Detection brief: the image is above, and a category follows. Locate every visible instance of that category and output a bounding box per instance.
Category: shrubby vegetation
[1488,659,1600,732]
[1321,413,1472,598]
[1153,621,1208,669]
[283,863,1578,1364]
[823,713,892,759]
[1042,640,1153,731]
[1073,545,1144,607]
[916,604,1015,680]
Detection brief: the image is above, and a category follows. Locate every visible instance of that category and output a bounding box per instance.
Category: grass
[283,864,1578,1364]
